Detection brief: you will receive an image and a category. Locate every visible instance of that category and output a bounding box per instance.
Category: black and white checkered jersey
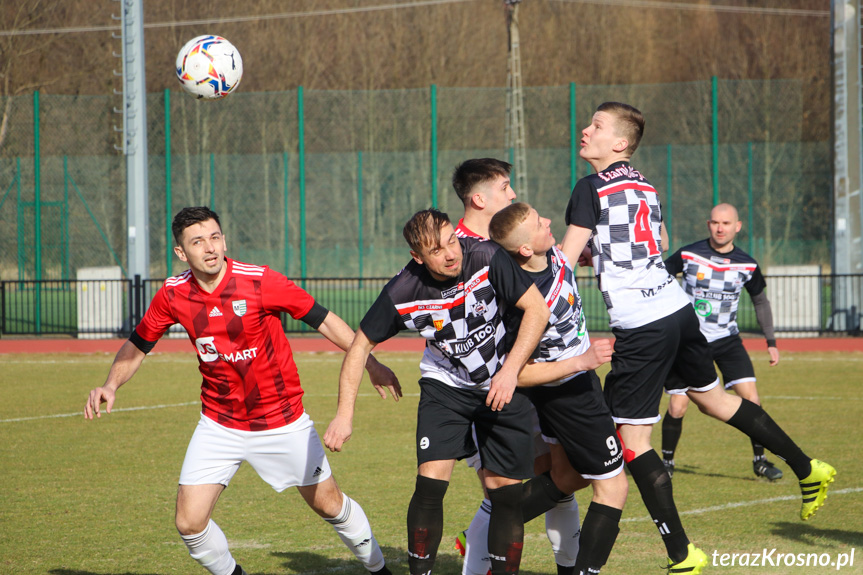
[665,239,766,343]
[526,246,591,385]
[565,161,690,329]
[360,237,534,390]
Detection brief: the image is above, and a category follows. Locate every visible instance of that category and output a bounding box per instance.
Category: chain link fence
[0,79,831,283]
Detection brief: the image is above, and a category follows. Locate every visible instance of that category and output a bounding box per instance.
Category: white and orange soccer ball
[175,35,243,99]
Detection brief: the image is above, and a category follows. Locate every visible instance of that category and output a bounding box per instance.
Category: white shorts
[178,412,332,492]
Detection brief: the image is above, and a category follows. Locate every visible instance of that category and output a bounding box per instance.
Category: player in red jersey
[85,206,399,575]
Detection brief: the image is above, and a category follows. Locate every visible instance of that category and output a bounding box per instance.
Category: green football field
[1,349,860,574]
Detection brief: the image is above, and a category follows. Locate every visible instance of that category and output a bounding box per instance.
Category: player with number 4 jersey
[560,102,835,575]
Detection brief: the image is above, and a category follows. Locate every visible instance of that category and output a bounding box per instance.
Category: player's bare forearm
[316,311,356,352]
[517,338,613,387]
[560,225,593,271]
[84,340,146,420]
[323,331,376,451]
[487,285,549,410]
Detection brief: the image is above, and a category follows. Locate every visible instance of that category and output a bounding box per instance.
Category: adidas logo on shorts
[312,466,324,477]
[209,307,223,317]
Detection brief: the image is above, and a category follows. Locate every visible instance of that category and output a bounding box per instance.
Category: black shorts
[665,333,756,393]
[524,371,625,480]
[605,305,718,424]
[415,377,535,480]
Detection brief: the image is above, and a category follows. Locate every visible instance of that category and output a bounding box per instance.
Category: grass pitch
[0,348,861,574]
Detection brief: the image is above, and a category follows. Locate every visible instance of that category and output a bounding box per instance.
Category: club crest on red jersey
[232,300,247,317]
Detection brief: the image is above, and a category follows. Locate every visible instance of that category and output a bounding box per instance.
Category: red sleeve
[134,285,178,343]
[261,268,316,320]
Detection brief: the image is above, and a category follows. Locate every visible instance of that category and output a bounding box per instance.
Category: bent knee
[175,515,210,536]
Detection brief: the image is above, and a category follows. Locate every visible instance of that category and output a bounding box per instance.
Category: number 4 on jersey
[633,200,660,256]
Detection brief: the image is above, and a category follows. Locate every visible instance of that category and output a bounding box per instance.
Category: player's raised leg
[687,386,836,520]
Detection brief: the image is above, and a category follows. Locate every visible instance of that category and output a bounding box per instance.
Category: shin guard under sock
[407,475,448,575]
[487,483,525,575]
[726,399,810,478]
[627,450,689,563]
[661,411,683,461]
[573,502,622,575]
[522,471,567,523]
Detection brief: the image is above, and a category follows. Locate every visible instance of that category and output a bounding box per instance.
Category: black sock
[521,470,567,522]
[370,566,392,575]
[231,565,245,575]
[557,565,575,575]
[661,411,683,461]
[751,438,765,460]
[487,482,525,575]
[573,502,622,574]
[726,399,811,479]
[627,450,689,563]
[406,475,448,575]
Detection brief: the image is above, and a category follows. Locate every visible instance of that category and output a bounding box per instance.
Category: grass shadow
[769,521,863,547]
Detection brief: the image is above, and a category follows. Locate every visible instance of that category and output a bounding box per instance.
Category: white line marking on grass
[762,395,863,401]
[0,393,422,424]
[619,487,863,523]
[0,401,199,423]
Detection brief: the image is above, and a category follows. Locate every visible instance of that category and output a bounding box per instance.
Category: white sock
[545,495,580,568]
[326,494,386,572]
[463,499,491,575]
[179,519,238,575]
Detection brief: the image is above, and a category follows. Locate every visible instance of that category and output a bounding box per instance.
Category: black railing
[1,274,861,337]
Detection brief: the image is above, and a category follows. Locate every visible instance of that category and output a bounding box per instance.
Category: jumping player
[324,208,553,575]
[489,202,627,575]
[661,203,783,481]
[560,102,836,574]
[85,206,398,575]
[451,158,591,575]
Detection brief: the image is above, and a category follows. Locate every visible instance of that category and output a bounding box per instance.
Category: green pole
[666,144,673,251]
[357,151,364,283]
[430,84,438,208]
[283,151,289,275]
[16,157,23,281]
[570,82,577,189]
[63,156,70,279]
[711,76,719,205]
[747,141,754,256]
[165,89,173,277]
[33,91,41,333]
[209,153,215,209]
[298,86,306,281]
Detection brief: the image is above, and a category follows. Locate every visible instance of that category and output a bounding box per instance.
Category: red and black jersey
[132,258,322,431]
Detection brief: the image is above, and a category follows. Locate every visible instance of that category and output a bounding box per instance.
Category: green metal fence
[0,78,830,282]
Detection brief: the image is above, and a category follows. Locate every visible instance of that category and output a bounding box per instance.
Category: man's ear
[612,137,629,154]
[174,245,188,262]
[471,192,485,209]
[410,250,424,266]
[734,221,742,233]
[517,244,533,259]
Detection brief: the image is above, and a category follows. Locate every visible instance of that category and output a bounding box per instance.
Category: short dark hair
[172,206,222,245]
[488,202,532,256]
[596,102,645,154]
[452,158,512,206]
[403,208,452,254]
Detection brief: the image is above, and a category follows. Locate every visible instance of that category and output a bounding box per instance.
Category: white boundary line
[0,394,422,424]
[619,487,863,523]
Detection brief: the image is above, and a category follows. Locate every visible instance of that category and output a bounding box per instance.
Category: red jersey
[455,218,485,239]
[134,258,316,431]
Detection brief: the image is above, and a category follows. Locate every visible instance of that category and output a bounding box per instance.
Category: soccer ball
[175,35,243,100]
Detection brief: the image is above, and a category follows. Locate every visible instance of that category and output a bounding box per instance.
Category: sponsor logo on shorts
[312,466,324,477]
